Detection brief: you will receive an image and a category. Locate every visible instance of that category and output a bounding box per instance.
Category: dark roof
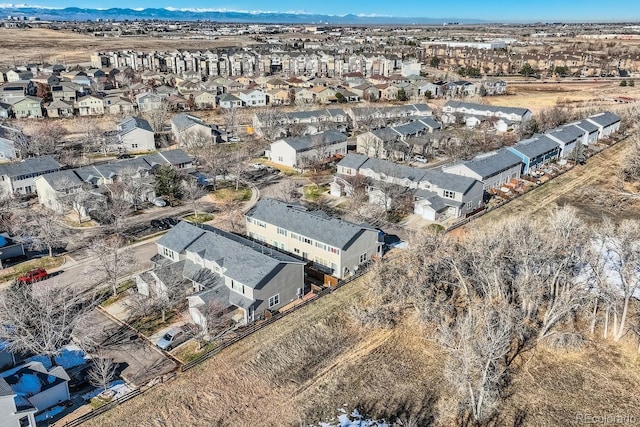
[587,111,621,127]
[278,130,347,152]
[509,134,560,159]
[459,149,523,179]
[337,153,369,170]
[371,127,401,142]
[247,198,377,250]
[118,116,153,134]
[171,113,205,132]
[158,222,304,289]
[142,149,192,167]
[0,377,13,397]
[422,168,479,194]
[571,120,599,134]
[0,155,60,178]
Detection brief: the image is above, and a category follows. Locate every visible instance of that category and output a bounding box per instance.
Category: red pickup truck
[16,268,49,285]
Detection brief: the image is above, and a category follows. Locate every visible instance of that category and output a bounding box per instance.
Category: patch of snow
[55,345,90,369]
[25,355,51,369]
[312,408,390,427]
[81,380,133,401]
[35,404,65,422]
[14,373,41,396]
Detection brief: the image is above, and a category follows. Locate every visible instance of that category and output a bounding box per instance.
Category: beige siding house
[245,198,382,279]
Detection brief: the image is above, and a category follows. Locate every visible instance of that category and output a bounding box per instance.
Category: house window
[268,294,280,308]
[19,416,31,427]
[278,156,284,162]
[303,237,312,245]
[162,247,173,260]
[132,144,138,149]
[231,280,244,294]
[315,242,326,250]
[256,220,266,228]
[359,252,367,263]
[443,190,456,199]
[329,246,340,255]
[277,227,287,236]
[290,233,298,240]
[294,248,300,254]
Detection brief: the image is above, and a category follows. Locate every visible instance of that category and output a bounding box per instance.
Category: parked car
[17,268,49,285]
[151,198,167,207]
[156,327,186,350]
[150,219,170,230]
[117,153,133,159]
[163,217,179,228]
[251,163,265,170]
[412,155,427,163]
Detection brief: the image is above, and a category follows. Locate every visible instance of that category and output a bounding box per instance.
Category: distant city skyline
[1,1,639,22]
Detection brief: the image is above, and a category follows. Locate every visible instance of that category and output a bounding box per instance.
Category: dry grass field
[0,28,258,66]
[486,81,640,113]
[81,267,640,427]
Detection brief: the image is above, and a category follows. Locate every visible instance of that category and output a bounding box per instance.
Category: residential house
[135,92,165,113]
[45,100,74,118]
[443,148,523,191]
[347,104,433,130]
[570,119,599,145]
[11,96,43,118]
[0,155,61,196]
[0,81,35,104]
[507,134,561,174]
[150,221,306,324]
[216,93,243,109]
[75,94,104,116]
[0,377,37,427]
[246,198,383,279]
[238,88,268,107]
[171,113,213,146]
[35,150,190,216]
[0,125,19,160]
[50,82,82,103]
[585,111,621,139]
[268,130,348,168]
[1,360,70,418]
[0,102,11,119]
[545,125,585,159]
[103,96,136,115]
[5,70,33,82]
[332,154,484,221]
[293,87,316,104]
[442,101,532,126]
[445,80,478,97]
[267,89,290,106]
[418,81,446,98]
[116,116,155,152]
[481,79,508,95]
[310,86,337,104]
[192,91,217,109]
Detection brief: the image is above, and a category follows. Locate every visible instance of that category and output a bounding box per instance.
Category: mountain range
[0,5,487,24]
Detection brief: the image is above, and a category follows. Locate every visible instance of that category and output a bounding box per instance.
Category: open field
[82,268,640,427]
[485,81,640,113]
[0,28,258,66]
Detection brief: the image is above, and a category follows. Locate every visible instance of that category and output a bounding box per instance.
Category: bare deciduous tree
[86,351,117,393]
[0,283,98,367]
[182,178,208,219]
[88,236,134,297]
[21,207,68,257]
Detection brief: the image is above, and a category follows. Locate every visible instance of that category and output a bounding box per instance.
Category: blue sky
[6,0,640,22]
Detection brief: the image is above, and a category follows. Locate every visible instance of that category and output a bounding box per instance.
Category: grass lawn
[130,311,179,336]
[101,280,134,307]
[183,213,215,223]
[172,340,218,363]
[209,187,252,203]
[0,256,66,283]
[90,396,112,409]
[303,184,329,201]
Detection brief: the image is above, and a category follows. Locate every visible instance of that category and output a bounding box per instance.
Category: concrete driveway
[77,309,177,387]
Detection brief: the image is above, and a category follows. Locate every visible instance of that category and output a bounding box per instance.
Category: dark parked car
[117,153,133,159]
[150,219,170,230]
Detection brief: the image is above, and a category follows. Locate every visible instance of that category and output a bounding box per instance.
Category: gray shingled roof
[509,134,560,159]
[247,198,377,250]
[546,125,584,143]
[360,157,426,182]
[422,168,479,194]
[392,121,429,136]
[444,100,531,118]
[572,120,599,134]
[0,155,60,178]
[37,169,84,190]
[279,130,347,152]
[371,127,400,142]
[0,377,13,397]
[286,110,330,121]
[587,111,621,127]
[171,113,205,132]
[118,116,153,135]
[337,153,368,170]
[418,117,441,129]
[158,222,304,289]
[461,149,523,179]
[142,149,192,168]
